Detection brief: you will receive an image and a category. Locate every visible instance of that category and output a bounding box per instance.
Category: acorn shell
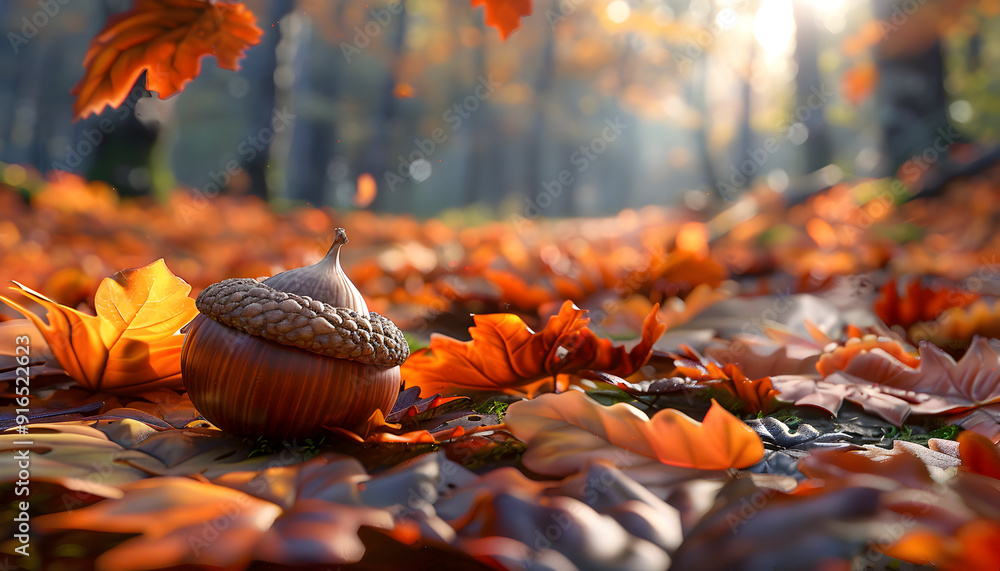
[181,314,400,439]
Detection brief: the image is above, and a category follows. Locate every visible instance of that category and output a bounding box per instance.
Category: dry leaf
[828,336,1000,415]
[0,259,198,393]
[875,278,978,331]
[402,300,665,396]
[504,391,764,474]
[37,455,404,569]
[672,346,783,414]
[72,0,263,119]
[771,373,914,425]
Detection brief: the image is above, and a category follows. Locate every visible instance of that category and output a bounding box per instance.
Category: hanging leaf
[0,259,198,393]
[72,0,263,120]
[504,391,764,473]
[401,300,665,396]
[470,0,533,40]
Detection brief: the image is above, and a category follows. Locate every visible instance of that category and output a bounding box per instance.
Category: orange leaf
[505,392,764,472]
[0,259,198,393]
[840,62,878,106]
[671,346,782,414]
[958,430,1000,480]
[471,0,533,40]
[815,337,921,377]
[401,300,665,396]
[72,0,263,120]
[875,278,978,331]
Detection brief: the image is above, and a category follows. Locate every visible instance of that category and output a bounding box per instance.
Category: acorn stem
[262,227,369,314]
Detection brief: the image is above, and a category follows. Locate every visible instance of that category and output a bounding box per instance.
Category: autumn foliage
[402,300,666,396]
[72,0,263,120]
[7,0,1000,569]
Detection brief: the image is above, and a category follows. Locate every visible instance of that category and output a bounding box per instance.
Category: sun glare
[607,0,631,24]
[753,0,796,56]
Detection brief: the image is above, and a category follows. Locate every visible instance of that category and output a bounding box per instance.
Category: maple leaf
[471,0,533,40]
[771,372,916,425]
[504,391,764,473]
[72,0,263,120]
[0,259,198,393]
[828,336,1000,415]
[401,300,665,396]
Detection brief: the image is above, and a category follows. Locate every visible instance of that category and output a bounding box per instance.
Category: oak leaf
[0,259,198,393]
[401,300,665,396]
[504,391,764,473]
[471,0,533,40]
[72,0,263,120]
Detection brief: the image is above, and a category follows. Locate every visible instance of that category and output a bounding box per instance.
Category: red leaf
[471,0,533,40]
[72,0,263,120]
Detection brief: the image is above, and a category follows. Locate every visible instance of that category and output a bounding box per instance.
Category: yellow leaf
[0,259,198,393]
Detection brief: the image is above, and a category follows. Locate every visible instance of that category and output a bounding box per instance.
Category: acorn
[180,228,408,439]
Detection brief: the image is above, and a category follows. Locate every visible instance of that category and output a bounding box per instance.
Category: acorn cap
[195,277,409,367]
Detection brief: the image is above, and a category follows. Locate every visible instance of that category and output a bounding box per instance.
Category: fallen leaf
[505,391,763,473]
[770,373,914,425]
[815,336,921,377]
[671,346,783,414]
[402,300,665,396]
[0,259,198,393]
[672,481,880,571]
[958,430,1000,480]
[72,0,263,119]
[36,454,408,569]
[875,278,978,331]
[828,336,1000,415]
